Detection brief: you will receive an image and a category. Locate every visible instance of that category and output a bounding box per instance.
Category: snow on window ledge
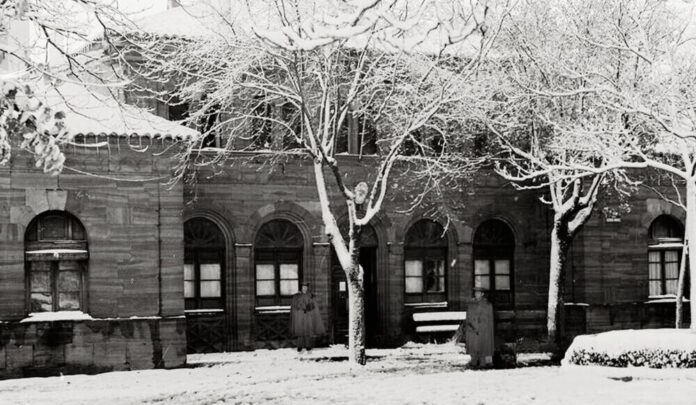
[20,311,94,323]
[646,295,691,304]
[564,302,590,307]
[25,249,88,254]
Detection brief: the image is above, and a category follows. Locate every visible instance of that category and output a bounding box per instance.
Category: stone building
[0,3,690,378]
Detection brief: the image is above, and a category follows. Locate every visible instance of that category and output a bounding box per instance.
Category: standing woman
[290,282,326,352]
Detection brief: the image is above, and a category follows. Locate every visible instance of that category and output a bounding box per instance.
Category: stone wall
[0,317,186,379]
[0,136,187,377]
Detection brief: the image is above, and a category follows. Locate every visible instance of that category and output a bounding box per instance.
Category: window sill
[20,311,93,323]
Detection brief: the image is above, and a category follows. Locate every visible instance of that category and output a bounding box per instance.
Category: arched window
[473,219,514,307]
[184,218,225,310]
[404,220,447,302]
[648,215,685,297]
[25,211,88,313]
[254,220,303,306]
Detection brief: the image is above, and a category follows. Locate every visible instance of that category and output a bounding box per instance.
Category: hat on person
[473,286,487,292]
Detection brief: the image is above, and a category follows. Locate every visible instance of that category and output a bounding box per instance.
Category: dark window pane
[58,261,80,271]
[31,261,52,271]
[71,219,86,240]
[31,272,51,292]
[58,271,81,292]
[40,216,66,239]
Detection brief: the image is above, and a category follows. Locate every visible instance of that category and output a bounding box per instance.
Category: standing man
[290,282,325,352]
[465,287,495,368]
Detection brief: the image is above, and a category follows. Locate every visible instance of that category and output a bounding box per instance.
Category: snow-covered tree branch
[124,0,511,364]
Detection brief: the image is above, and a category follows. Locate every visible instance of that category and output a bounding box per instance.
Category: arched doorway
[331,224,379,346]
[184,217,227,353]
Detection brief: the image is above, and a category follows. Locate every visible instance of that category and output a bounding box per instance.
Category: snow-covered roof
[134,3,237,40]
[36,80,199,140]
[132,1,486,56]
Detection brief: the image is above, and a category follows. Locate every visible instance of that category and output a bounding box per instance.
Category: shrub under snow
[563,329,696,368]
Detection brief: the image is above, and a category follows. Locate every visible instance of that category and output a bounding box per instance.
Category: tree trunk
[676,234,688,329]
[346,267,366,365]
[687,181,696,331]
[547,221,570,343]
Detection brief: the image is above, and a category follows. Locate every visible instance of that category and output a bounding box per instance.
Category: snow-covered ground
[0,343,695,404]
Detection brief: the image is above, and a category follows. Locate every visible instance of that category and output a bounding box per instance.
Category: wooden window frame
[184,248,225,311]
[648,248,683,297]
[473,256,513,307]
[26,260,86,313]
[25,211,88,314]
[254,248,302,306]
[404,247,447,300]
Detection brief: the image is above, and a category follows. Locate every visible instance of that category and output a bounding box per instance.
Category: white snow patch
[25,249,88,255]
[185,309,224,314]
[255,305,291,314]
[412,311,466,322]
[564,302,590,307]
[20,311,93,323]
[404,301,448,308]
[2,343,696,404]
[36,81,199,140]
[562,329,696,366]
[416,325,460,333]
[648,243,684,249]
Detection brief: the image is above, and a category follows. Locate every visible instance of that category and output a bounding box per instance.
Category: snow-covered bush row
[563,329,696,368]
[567,349,696,368]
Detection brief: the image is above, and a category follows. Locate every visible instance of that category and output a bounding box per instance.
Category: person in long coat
[465,287,495,368]
[290,282,325,352]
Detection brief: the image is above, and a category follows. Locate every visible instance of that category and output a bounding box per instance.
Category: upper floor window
[473,219,514,307]
[25,211,88,313]
[254,220,303,306]
[648,215,686,298]
[404,219,448,302]
[184,218,225,310]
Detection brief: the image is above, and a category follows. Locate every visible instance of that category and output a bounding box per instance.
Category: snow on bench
[413,311,466,335]
[413,312,466,322]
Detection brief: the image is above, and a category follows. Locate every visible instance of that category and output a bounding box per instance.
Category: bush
[567,348,696,368]
[563,329,696,368]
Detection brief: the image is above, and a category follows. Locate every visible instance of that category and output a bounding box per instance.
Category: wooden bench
[412,311,467,341]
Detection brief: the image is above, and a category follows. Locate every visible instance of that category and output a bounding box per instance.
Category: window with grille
[25,211,88,313]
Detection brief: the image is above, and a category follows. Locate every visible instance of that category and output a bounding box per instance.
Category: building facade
[0,3,691,379]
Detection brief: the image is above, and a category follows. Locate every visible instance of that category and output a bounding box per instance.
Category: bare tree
[482,0,643,343]
[489,0,696,333]
[0,0,133,173]
[124,0,510,364]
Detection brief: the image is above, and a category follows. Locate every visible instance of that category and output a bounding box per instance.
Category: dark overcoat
[290,292,326,337]
[465,296,495,366]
